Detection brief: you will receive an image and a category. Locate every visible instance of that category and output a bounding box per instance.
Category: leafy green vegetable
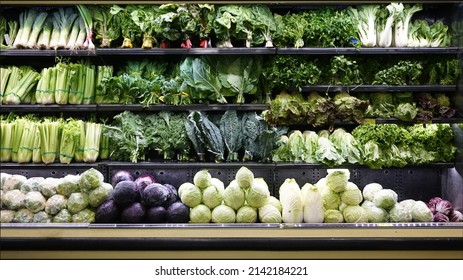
[219,111,242,161]
[105,111,147,163]
[327,56,363,85]
[333,92,369,123]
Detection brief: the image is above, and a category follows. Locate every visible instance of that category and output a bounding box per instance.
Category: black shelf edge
[96,104,270,112]
[1,47,461,57]
[0,49,98,56]
[277,47,462,55]
[102,161,456,169]
[300,85,457,93]
[2,237,462,251]
[0,104,97,113]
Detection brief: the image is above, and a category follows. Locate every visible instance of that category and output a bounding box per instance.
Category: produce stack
[1,168,111,223]
[95,171,189,223]
[179,167,282,223]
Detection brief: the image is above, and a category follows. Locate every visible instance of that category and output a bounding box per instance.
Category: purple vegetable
[95,199,120,223]
[112,181,139,207]
[111,170,134,186]
[433,212,450,223]
[449,210,463,222]
[435,200,453,215]
[121,202,145,223]
[134,174,156,194]
[164,183,178,197]
[146,206,167,223]
[141,183,171,207]
[162,184,179,208]
[166,202,190,223]
[427,197,443,208]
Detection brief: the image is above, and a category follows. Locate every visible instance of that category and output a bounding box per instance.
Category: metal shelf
[277,47,462,55]
[300,85,457,93]
[1,47,461,57]
[0,104,270,113]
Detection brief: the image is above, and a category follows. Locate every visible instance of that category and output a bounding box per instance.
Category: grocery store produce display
[0,1,462,231]
[1,168,111,223]
[2,167,462,224]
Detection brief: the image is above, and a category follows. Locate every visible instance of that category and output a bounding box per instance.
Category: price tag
[363,119,376,125]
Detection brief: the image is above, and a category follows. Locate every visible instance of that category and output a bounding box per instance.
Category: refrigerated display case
[1,0,462,259]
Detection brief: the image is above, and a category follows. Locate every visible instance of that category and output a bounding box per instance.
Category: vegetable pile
[94,171,189,223]
[427,197,463,222]
[263,55,460,92]
[1,115,102,164]
[0,3,452,49]
[179,167,280,223]
[272,124,457,169]
[1,168,110,223]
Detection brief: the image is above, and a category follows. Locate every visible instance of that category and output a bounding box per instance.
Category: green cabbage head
[258,204,282,223]
[179,183,202,208]
[202,185,223,209]
[343,205,368,223]
[236,205,257,223]
[362,183,383,202]
[246,178,270,208]
[223,180,245,211]
[190,204,212,223]
[373,189,398,210]
[212,205,236,223]
[236,166,254,189]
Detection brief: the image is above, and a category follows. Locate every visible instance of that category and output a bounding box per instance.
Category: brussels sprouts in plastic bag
[13,208,34,223]
[72,209,95,223]
[45,194,68,215]
[246,178,270,208]
[89,183,113,208]
[40,178,60,198]
[1,173,12,188]
[2,175,27,191]
[56,175,80,197]
[236,205,258,223]
[79,168,104,192]
[53,209,72,223]
[67,193,89,214]
[212,204,236,223]
[3,189,26,210]
[189,204,212,223]
[33,211,52,223]
[20,177,44,193]
[1,210,16,223]
[258,204,282,223]
[24,191,47,213]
